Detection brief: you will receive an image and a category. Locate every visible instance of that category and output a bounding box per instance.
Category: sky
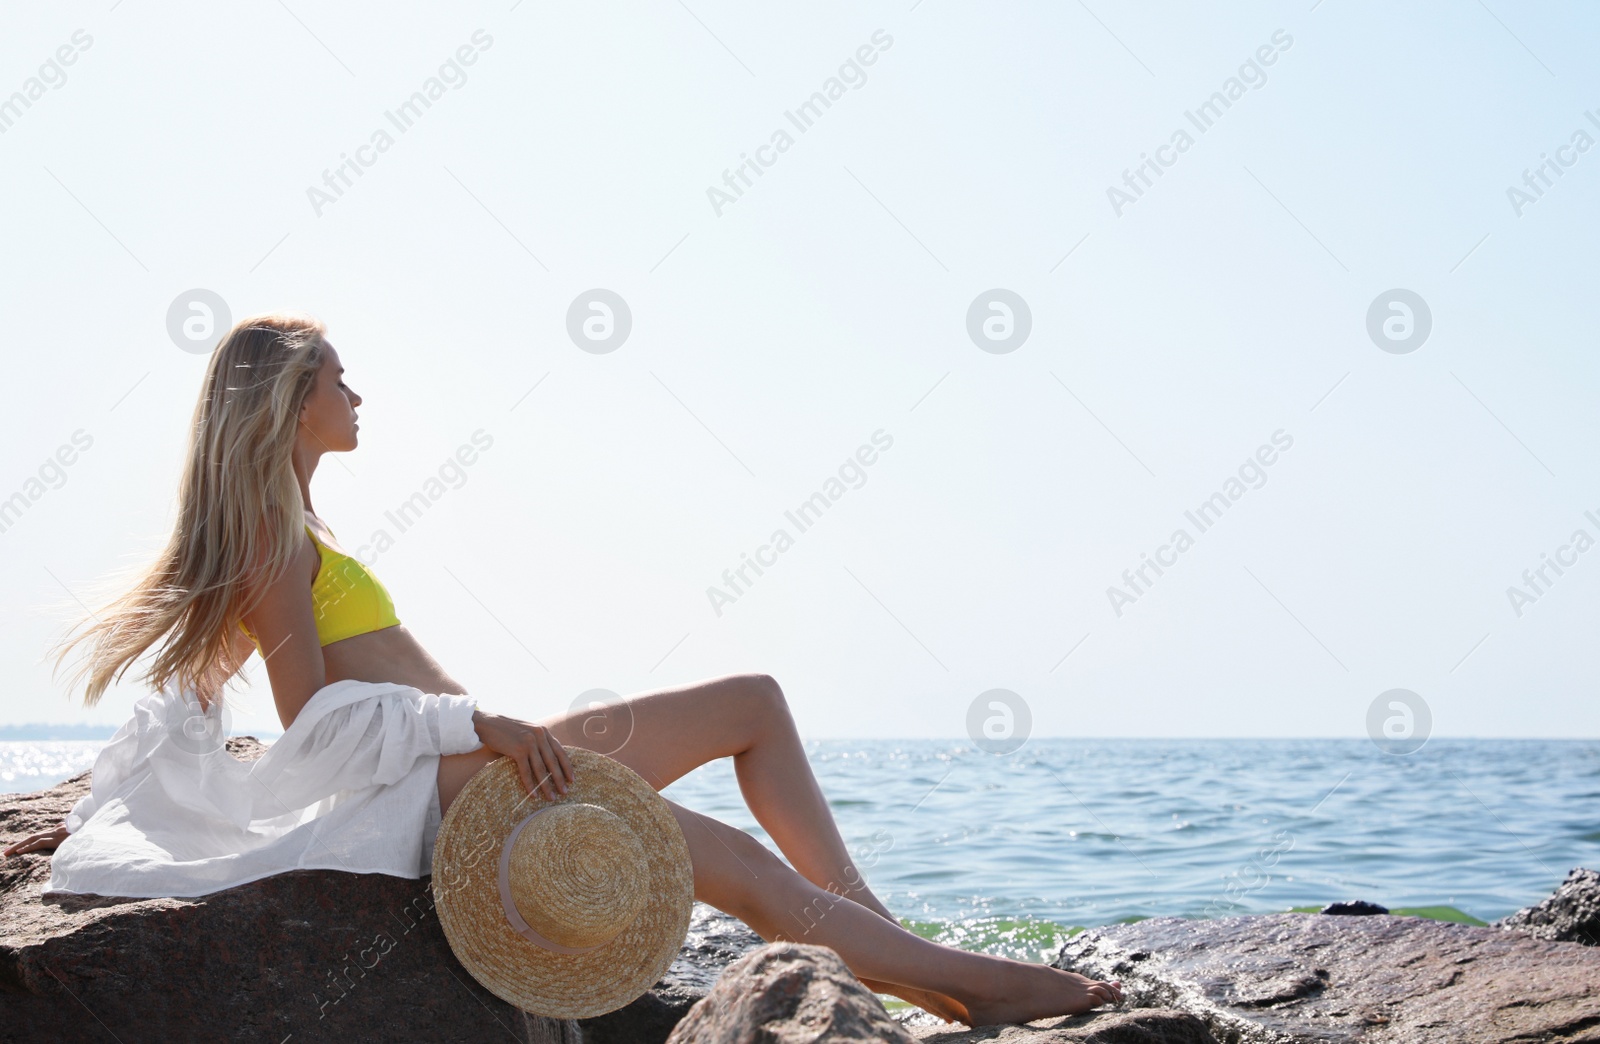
[1,0,1596,741]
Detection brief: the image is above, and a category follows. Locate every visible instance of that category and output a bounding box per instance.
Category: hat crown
[509,802,649,950]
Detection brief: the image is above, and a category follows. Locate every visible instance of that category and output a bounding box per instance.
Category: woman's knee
[727,672,790,731]
[744,672,785,704]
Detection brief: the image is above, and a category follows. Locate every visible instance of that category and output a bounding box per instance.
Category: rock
[577,903,767,1043]
[628,911,1216,1043]
[1319,900,1388,916]
[1056,911,1600,1043]
[1,737,795,1044]
[905,1009,1219,1043]
[660,941,1217,1044]
[664,941,918,1042]
[1494,867,1600,947]
[1,737,581,1044]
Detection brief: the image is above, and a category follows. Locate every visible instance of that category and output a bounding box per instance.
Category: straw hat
[431,748,694,1019]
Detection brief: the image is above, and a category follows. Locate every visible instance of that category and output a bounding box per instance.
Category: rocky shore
[4,740,1598,1042]
[1054,906,1600,1043]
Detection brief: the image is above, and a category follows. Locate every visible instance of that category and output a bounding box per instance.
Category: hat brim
[431,748,694,1019]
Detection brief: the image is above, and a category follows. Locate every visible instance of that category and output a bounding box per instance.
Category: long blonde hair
[49,312,328,712]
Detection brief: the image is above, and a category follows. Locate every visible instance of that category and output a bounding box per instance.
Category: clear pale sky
[2,1,1596,739]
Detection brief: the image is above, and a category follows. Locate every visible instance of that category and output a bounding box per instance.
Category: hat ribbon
[496,806,608,955]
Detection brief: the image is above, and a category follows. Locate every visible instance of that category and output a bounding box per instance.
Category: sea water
[9,737,1594,963]
[0,741,107,797]
[661,738,1597,960]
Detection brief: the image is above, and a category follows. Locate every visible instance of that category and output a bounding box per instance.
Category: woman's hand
[4,824,70,859]
[471,709,575,802]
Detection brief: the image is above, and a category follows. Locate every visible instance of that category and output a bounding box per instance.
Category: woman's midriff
[321,624,465,694]
[322,624,498,816]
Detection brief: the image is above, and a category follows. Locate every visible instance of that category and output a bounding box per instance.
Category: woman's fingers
[511,752,537,799]
[480,715,574,800]
[4,829,65,857]
[526,745,557,801]
[537,732,571,793]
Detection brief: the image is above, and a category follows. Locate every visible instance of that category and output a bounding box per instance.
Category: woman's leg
[437,745,500,819]
[529,673,1028,1022]
[534,673,891,918]
[435,712,971,1021]
[668,797,1122,1025]
[440,673,1122,1022]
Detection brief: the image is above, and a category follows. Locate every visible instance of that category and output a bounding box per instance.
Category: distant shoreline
[0,725,284,741]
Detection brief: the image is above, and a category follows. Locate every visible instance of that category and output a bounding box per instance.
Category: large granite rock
[1055,910,1600,1043]
[3,738,842,1044]
[1,738,853,1044]
[1,737,581,1044]
[1494,868,1600,947]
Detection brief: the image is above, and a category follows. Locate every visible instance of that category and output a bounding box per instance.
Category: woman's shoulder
[302,512,354,557]
[238,519,324,608]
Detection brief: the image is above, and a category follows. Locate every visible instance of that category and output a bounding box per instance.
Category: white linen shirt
[42,677,483,899]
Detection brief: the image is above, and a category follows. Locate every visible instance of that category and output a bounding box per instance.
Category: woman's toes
[1089,978,1126,1006]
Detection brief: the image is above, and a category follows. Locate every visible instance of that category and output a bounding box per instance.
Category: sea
[8,736,1593,963]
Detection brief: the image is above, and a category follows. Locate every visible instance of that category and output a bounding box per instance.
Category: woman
[4,313,1123,1027]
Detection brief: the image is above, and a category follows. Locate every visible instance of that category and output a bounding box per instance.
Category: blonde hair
[48,312,329,712]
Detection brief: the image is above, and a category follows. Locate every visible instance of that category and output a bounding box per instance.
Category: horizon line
[0,726,1594,743]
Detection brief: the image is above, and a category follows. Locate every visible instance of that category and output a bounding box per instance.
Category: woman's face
[297,341,362,453]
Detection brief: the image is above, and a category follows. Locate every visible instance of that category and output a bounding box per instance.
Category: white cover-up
[41,677,483,899]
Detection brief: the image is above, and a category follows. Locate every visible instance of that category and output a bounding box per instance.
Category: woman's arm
[226,625,258,674]
[239,531,328,731]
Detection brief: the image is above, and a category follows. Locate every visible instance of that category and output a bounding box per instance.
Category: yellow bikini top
[238,523,401,651]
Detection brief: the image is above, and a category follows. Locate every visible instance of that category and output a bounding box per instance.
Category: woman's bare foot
[956,958,1123,1027]
[841,887,1052,1026]
[842,890,971,1022]
[858,976,971,1024]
